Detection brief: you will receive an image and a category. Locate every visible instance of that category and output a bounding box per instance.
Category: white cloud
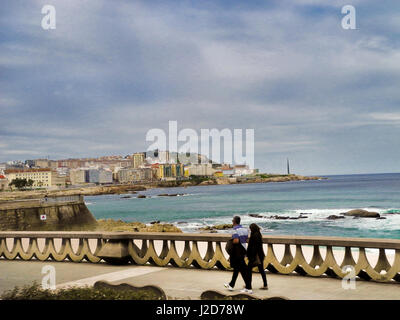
[368,112,400,122]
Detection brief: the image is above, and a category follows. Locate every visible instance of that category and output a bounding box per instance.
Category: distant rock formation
[267,215,308,220]
[327,215,345,220]
[247,213,310,220]
[199,224,233,231]
[96,219,182,233]
[342,209,380,218]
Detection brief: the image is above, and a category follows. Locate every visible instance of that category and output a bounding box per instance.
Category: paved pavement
[1,260,400,300]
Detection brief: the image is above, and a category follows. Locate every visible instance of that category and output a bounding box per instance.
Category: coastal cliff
[0,196,97,231]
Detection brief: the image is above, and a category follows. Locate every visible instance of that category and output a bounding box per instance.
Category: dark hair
[249,223,261,236]
[232,216,241,225]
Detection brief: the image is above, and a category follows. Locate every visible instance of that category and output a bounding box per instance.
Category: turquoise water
[86,173,400,239]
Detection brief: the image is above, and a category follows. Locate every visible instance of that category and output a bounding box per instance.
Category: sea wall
[0,196,97,231]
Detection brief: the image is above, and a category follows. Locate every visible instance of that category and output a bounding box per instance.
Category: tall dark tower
[287,158,290,175]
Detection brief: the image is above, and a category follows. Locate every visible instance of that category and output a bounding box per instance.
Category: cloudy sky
[1,0,400,175]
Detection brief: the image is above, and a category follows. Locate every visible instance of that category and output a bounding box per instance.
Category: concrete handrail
[1,231,400,248]
[1,231,400,283]
[0,195,84,209]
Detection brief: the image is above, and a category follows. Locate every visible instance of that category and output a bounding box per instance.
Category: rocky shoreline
[245,209,385,222]
[94,208,386,234]
[0,174,324,201]
[96,219,182,233]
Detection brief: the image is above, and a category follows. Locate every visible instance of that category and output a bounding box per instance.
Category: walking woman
[246,223,268,290]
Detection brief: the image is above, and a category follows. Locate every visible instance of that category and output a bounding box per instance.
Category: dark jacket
[246,232,265,265]
[226,239,247,268]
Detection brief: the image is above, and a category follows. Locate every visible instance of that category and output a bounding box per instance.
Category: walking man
[224,216,252,294]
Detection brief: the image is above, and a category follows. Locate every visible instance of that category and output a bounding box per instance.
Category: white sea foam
[172,207,400,233]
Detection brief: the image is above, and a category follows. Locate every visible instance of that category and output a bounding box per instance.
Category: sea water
[85,173,400,239]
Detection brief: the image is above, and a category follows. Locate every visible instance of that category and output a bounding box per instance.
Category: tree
[9,178,32,191]
[27,179,34,188]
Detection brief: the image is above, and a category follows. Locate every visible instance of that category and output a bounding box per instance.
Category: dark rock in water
[268,215,307,220]
[177,221,187,224]
[249,214,263,218]
[289,215,309,220]
[158,193,185,197]
[137,194,146,198]
[150,220,160,224]
[274,216,290,220]
[327,215,345,220]
[199,224,233,231]
[376,217,387,220]
[121,196,132,199]
[213,223,233,230]
[343,209,380,218]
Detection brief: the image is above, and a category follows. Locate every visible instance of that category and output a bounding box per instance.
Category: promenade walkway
[1,260,400,299]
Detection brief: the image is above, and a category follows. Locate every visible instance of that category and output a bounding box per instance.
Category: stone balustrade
[1,231,400,283]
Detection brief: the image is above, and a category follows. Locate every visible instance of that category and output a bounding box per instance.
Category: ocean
[85,173,400,239]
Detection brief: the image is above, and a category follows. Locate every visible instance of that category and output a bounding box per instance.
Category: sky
[1,0,400,175]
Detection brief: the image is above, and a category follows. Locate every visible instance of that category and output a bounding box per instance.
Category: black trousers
[247,263,268,289]
[229,259,251,290]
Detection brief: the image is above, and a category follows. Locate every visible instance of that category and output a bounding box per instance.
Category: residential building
[4,168,66,188]
[132,152,146,168]
[99,169,113,184]
[184,163,215,177]
[34,159,51,168]
[141,167,154,181]
[0,175,8,190]
[69,169,87,185]
[117,168,153,183]
[85,169,100,184]
[154,164,185,180]
[171,164,184,178]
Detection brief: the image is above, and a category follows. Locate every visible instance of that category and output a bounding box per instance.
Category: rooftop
[4,168,53,174]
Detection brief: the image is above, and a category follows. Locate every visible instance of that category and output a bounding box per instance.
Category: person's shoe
[240,288,253,294]
[260,285,268,290]
[224,283,234,291]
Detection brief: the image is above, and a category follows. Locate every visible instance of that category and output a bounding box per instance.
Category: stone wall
[0,198,97,231]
